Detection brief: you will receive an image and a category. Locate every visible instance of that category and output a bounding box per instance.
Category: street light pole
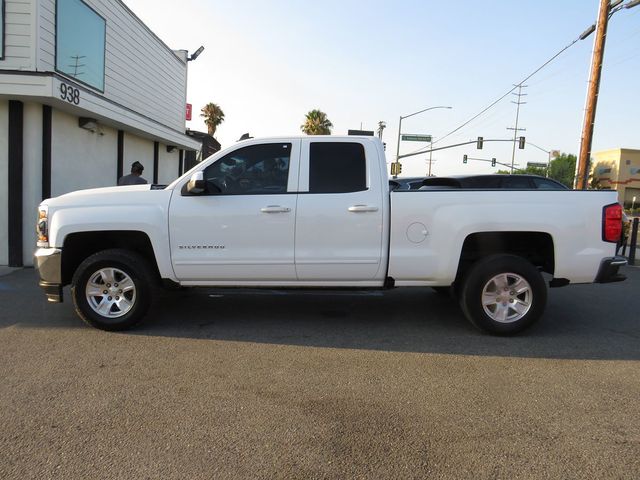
[394,106,452,178]
[526,141,555,177]
[428,139,434,176]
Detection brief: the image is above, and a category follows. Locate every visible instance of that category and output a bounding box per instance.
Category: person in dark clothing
[118,161,148,186]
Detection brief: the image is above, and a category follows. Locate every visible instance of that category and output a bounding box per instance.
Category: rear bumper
[594,256,627,284]
[34,248,63,303]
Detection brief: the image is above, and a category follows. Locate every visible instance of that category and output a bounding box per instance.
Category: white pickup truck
[34,136,626,334]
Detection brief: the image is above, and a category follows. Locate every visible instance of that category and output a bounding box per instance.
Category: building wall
[123,131,151,181]
[0,100,8,265]
[592,148,640,207]
[37,0,187,132]
[51,108,117,196]
[22,102,42,264]
[2,0,35,69]
[158,146,179,185]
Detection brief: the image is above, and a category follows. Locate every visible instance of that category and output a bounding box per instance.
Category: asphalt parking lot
[1,267,639,479]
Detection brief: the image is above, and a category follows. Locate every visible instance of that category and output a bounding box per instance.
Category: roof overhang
[0,71,200,151]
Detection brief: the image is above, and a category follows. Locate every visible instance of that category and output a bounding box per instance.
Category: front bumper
[34,248,63,303]
[594,256,627,284]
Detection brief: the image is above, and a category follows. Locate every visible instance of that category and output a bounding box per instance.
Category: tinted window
[203,143,291,195]
[532,178,565,190]
[463,176,501,188]
[56,0,106,91]
[501,176,532,189]
[309,142,366,193]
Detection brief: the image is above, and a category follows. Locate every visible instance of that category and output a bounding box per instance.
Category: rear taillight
[602,203,622,243]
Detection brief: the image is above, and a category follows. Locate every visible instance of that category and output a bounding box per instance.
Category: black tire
[459,254,546,335]
[71,249,154,331]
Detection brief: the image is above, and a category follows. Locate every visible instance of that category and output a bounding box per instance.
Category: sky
[124,0,640,177]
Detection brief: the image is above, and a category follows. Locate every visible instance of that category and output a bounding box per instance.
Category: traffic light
[463,154,468,164]
[491,158,496,167]
[518,136,526,149]
[477,136,484,149]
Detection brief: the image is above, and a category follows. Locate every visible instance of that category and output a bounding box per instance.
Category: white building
[0,0,200,267]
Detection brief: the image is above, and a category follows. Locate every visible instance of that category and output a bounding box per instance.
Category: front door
[169,141,300,282]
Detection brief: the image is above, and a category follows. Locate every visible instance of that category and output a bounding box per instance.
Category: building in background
[1,0,201,267]
[591,148,640,208]
[184,129,221,172]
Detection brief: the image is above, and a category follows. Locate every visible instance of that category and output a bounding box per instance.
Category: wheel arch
[454,231,555,287]
[61,231,160,286]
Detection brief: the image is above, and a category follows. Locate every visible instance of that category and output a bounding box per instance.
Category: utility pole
[507,84,527,174]
[577,0,611,190]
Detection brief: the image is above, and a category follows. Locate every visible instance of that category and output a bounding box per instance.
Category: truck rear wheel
[459,254,546,335]
[71,249,153,331]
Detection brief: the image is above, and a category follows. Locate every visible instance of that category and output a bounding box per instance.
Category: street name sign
[527,162,547,168]
[401,134,432,142]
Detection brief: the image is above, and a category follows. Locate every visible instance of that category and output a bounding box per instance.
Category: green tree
[201,103,225,136]
[497,153,576,187]
[547,153,576,188]
[301,109,333,135]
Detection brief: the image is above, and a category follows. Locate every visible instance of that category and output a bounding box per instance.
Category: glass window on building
[56,0,106,91]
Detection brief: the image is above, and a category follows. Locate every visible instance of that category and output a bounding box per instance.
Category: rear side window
[501,176,532,189]
[463,176,501,188]
[532,178,565,190]
[309,142,366,193]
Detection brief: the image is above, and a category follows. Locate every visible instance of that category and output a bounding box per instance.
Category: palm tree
[377,121,386,139]
[200,103,225,136]
[301,109,333,135]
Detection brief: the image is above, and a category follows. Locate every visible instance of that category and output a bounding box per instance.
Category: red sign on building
[186,103,192,121]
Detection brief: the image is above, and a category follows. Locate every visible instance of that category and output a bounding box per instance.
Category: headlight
[36,207,49,247]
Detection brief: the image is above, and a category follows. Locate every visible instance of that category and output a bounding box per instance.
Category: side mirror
[187,171,205,194]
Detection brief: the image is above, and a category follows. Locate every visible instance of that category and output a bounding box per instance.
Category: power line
[406,30,588,157]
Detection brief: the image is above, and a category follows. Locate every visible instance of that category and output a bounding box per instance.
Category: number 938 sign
[58,82,81,105]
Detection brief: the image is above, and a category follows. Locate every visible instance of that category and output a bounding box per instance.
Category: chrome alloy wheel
[481,272,532,324]
[85,268,136,318]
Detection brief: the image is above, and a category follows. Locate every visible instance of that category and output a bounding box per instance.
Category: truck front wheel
[459,254,546,335]
[71,249,153,331]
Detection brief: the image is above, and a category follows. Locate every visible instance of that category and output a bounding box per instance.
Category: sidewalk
[0,267,22,277]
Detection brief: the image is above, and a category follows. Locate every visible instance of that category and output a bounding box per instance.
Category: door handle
[261,205,291,213]
[348,205,379,213]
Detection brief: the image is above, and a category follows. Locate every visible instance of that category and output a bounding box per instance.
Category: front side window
[309,142,366,193]
[56,0,106,91]
[202,143,291,195]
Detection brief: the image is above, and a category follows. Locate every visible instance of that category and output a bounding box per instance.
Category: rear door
[294,139,385,281]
